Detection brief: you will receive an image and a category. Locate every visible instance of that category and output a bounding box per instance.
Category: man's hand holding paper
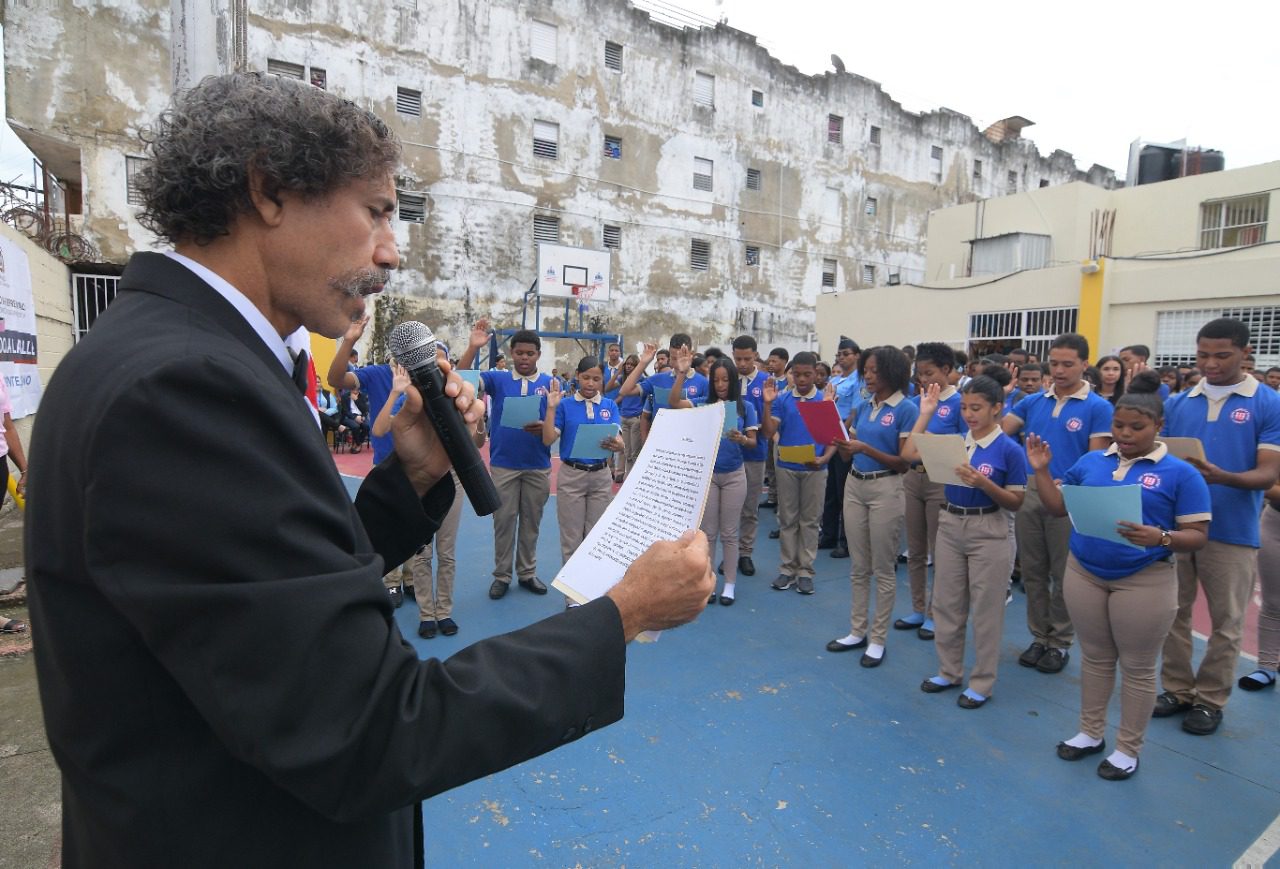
[606,529,715,641]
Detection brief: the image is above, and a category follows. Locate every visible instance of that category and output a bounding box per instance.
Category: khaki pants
[764,440,778,503]
[1257,507,1280,671]
[776,466,824,578]
[620,416,644,479]
[739,460,766,556]
[409,472,463,621]
[703,467,748,584]
[1066,555,1177,757]
[1160,539,1259,710]
[903,467,945,617]
[556,464,614,564]
[844,473,904,644]
[932,510,1011,697]
[1015,481,1074,649]
[490,466,551,583]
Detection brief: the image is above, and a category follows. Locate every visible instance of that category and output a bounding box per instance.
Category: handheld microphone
[388,321,502,517]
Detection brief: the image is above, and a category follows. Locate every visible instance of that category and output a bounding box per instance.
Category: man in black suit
[24,72,713,868]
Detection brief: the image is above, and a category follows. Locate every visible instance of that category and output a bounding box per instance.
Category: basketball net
[573,285,596,311]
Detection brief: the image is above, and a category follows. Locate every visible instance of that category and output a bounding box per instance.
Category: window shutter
[822,259,837,287]
[531,20,557,63]
[604,41,623,72]
[266,59,305,79]
[693,72,715,107]
[398,193,426,224]
[690,239,710,270]
[533,214,560,243]
[396,87,422,117]
[533,120,559,159]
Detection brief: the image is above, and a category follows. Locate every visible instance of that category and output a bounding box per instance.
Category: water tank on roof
[1185,149,1225,176]
[1137,146,1178,185]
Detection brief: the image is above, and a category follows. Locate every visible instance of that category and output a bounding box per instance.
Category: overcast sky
[668,0,1278,175]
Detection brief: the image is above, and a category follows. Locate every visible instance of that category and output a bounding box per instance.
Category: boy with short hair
[760,347,791,509]
[733,335,769,576]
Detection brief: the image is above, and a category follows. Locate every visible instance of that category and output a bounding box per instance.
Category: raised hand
[545,377,563,409]
[344,314,369,344]
[672,346,693,375]
[640,341,658,362]
[468,318,491,349]
[919,381,941,416]
[1025,433,1053,472]
[390,361,411,393]
[763,379,778,403]
[823,382,837,402]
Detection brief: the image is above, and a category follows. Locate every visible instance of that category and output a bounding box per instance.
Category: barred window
[751,90,764,108]
[821,258,837,288]
[693,157,713,192]
[397,192,426,224]
[861,263,875,285]
[690,238,710,270]
[532,120,559,159]
[1200,194,1269,249]
[864,197,877,216]
[828,114,843,145]
[869,125,881,145]
[396,87,422,117]
[746,168,762,191]
[603,135,622,159]
[532,214,560,243]
[602,224,621,250]
[266,59,304,79]
[604,41,623,72]
[745,245,760,266]
[126,156,150,206]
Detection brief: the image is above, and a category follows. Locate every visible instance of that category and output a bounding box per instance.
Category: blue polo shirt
[641,370,708,413]
[1162,377,1280,547]
[770,389,826,472]
[851,391,919,474]
[739,371,769,463]
[619,390,645,418]
[714,400,760,473]
[1010,384,1113,478]
[353,364,394,463]
[912,386,968,437]
[1062,445,1212,578]
[831,372,864,420]
[480,369,553,470]
[553,394,621,465]
[944,429,1027,509]
[603,364,622,401]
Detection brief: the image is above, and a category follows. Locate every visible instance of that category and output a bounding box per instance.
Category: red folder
[796,400,849,446]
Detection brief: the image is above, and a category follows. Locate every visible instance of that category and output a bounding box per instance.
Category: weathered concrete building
[4,0,1115,363]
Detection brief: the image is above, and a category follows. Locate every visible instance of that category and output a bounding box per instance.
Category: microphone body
[388,321,502,517]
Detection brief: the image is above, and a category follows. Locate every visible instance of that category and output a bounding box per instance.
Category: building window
[693,157,714,192]
[869,125,881,145]
[125,156,149,206]
[973,159,983,181]
[751,90,764,108]
[930,146,943,182]
[745,245,760,266]
[532,120,559,159]
[968,306,1079,361]
[746,168,762,191]
[603,135,622,159]
[398,192,426,224]
[1007,171,1018,195]
[970,232,1051,275]
[1157,305,1280,367]
[309,68,327,90]
[72,273,121,343]
[1200,194,1269,249]
[396,87,422,117]
[824,187,840,220]
[266,59,305,80]
[530,19,557,63]
[864,197,877,216]
[693,71,715,107]
[604,41,623,72]
[862,263,876,285]
[828,114,843,145]
[690,238,710,270]
[821,258,837,288]
[533,214,560,244]
[602,224,621,250]
[1039,178,1050,188]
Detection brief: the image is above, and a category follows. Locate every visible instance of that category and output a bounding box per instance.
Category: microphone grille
[388,321,437,370]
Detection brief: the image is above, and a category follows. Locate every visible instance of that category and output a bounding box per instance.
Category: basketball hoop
[574,285,597,305]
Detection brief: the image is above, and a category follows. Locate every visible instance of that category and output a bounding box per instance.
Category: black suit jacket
[25,253,626,868]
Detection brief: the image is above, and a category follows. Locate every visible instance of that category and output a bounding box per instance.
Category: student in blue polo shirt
[914,376,1026,709]
[732,335,770,578]
[1028,373,1211,780]
[543,356,624,567]
[601,342,625,481]
[1154,317,1280,736]
[618,334,709,415]
[761,351,833,597]
[819,338,862,559]
[459,322,554,601]
[828,346,918,667]
[1003,333,1113,675]
[897,342,967,640]
[609,354,645,483]
[673,354,759,605]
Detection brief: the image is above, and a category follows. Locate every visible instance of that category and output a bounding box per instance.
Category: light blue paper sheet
[498,394,543,429]
[652,386,672,410]
[457,369,483,393]
[721,406,739,437]
[569,423,621,460]
[1061,484,1145,550]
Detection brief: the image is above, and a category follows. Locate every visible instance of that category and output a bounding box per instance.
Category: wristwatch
[1159,529,1173,549]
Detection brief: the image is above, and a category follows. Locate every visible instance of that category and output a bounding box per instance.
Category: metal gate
[72,273,120,342]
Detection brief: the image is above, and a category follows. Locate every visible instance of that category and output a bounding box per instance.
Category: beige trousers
[903,467,945,617]
[932,510,1011,696]
[409,472,463,621]
[1160,539,1259,710]
[703,467,748,584]
[844,473,904,644]
[776,466,824,578]
[739,460,766,556]
[556,464,614,565]
[1016,481,1074,649]
[1066,555,1178,756]
[620,416,644,479]
[490,466,551,583]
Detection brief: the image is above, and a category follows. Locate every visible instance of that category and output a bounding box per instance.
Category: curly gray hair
[137,73,401,245]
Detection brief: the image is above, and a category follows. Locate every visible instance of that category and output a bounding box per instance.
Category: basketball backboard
[536,242,611,303]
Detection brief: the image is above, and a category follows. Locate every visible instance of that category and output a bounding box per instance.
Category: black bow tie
[291,349,309,395]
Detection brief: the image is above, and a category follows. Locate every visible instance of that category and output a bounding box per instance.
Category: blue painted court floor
[360,481,1280,866]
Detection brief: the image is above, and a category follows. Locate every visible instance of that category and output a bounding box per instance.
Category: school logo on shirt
[880,413,895,426]
[1231,408,1251,424]
[534,386,548,396]
[978,463,994,476]
[937,406,951,418]
[1065,417,1083,432]
[599,409,612,420]
[686,385,698,396]
[751,386,762,397]
[1139,473,1162,489]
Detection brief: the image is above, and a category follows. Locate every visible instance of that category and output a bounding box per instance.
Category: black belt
[850,468,898,481]
[943,502,1000,516]
[563,460,607,472]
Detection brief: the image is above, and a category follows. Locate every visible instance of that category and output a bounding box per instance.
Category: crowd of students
[337,314,1279,784]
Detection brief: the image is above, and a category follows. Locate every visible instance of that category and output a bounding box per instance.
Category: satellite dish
[831,54,846,74]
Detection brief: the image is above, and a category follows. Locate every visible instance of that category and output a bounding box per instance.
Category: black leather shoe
[438,617,458,636]
[738,556,756,576]
[403,584,417,601]
[920,678,960,694]
[768,529,781,539]
[1152,691,1192,718]
[719,595,735,606]
[956,693,987,709]
[830,546,849,559]
[1018,642,1048,668]
[1181,704,1223,735]
[708,593,718,605]
[388,587,404,609]
[1239,670,1278,691]
[488,579,510,600]
[518,576,548,595]
[917,626,935,641]
[1056,739,1105,761]
[1036,648,1069,673]
[826,637,867,652]
[860,650,886,668]
[1097,757,1139,780]
[417,620,437,639]
[893,617,923,631]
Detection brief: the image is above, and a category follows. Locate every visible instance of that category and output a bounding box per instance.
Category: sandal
[1238,669,1277,691]
[1,618,27,633]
